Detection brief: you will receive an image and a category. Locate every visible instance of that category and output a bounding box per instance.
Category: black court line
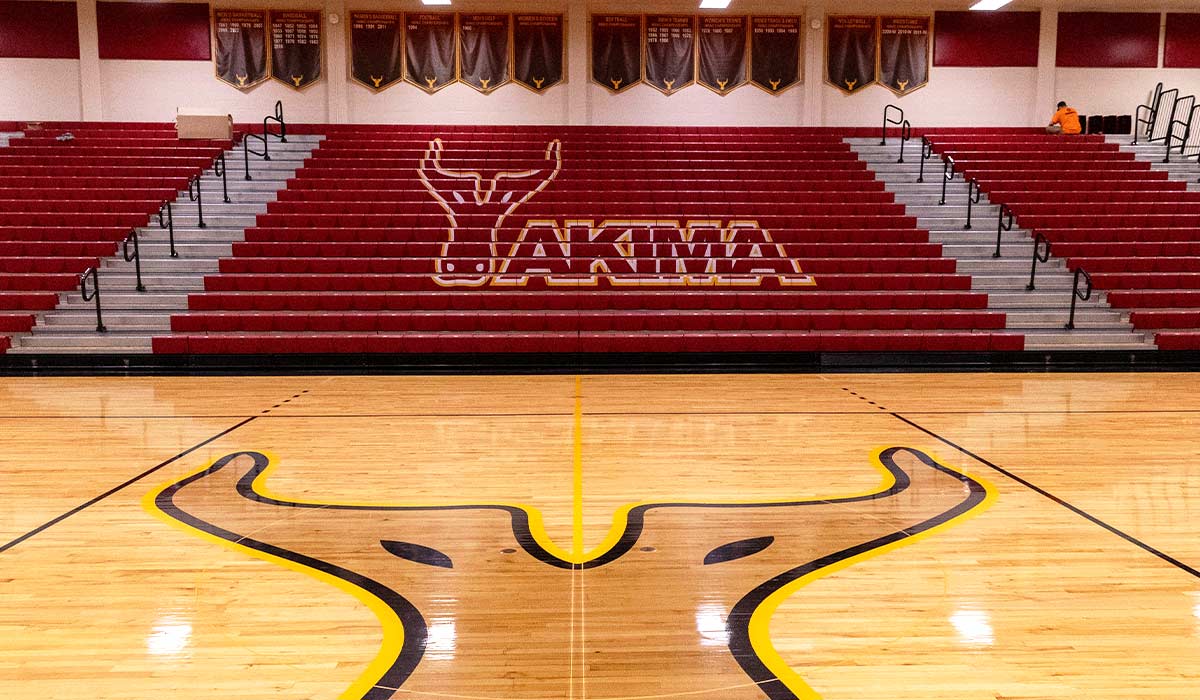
[8,408,1200,419]
[0,416,258,555]
[891,412,1200,579]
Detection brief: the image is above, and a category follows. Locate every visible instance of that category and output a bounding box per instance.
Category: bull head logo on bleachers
[417,137,563,286]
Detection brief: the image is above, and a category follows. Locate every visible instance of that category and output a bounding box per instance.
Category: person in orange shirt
[1047,101,1082,135]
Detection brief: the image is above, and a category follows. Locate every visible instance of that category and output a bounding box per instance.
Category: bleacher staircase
[850,138,1153,351]
[4,135,323,353]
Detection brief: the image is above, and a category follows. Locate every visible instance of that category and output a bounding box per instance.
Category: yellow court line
[746,450,1000,700]
[573,375,584,560]
[141,453,405,700]
[245,444,899,566]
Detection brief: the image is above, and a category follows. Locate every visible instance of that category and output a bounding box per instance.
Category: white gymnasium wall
[821,68,1041,128]
[0,59,83,121]
[1056,68,1200,117]
[99,59,331,122]
[9,0,1200,126]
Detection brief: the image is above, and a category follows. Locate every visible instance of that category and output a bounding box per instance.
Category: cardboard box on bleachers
[176,109,232,139]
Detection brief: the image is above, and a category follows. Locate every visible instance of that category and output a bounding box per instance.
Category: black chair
[1115,115,1133,134]
[1087,115,1104,134]
[1103,115,1119,134]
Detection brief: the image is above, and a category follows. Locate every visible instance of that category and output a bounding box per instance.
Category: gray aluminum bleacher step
[167,203,264,216]
[849,137,1155,350]
[57,293,190,308]
[41,311,173,329]
[6,133,325,355]
[9,332,156,351]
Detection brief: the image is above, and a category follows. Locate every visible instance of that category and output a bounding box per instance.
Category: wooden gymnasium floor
[1,373,1198,700]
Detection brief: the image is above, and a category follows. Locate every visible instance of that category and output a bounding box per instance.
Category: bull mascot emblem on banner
[147,447,993,699]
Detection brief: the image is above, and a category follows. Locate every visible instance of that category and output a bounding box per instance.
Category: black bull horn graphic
[147,448,992,699]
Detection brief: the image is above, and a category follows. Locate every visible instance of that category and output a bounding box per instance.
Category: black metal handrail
[917,136,934,183]
[213,151,230,203]
[79,267,106,332]
[993,203,1014,258]
[1066,267,1094,330]
[122,229,145,292]
[1163,94,1196,163]
[187,173,205,229]
[964,178,982,230]
[1133,82,1164,146]
[896,120,912,163]
[1137,86,1179,146]
[880,105,904,145]
[157,200,176,258]
[1026,232,1052,291]
[939,155,956,206]
[243,100,287,181]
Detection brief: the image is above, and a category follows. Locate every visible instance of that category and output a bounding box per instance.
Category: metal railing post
[122,229,145,292]
[79,267,106,332]
[964,178,982,230]
[897,120,911,163]
[881,105,904,145]
[918,136,933,183]
[214,151,230,203]
[242,101,287,181]
[157,200,176,258]
[1027,233,1052,291]
[1066,267,1094,330]
[188,174,205,228]
[994,203,1014,258]
[940,156,956,206]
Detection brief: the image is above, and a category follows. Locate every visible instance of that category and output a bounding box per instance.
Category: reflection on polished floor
[1,373,1198,700]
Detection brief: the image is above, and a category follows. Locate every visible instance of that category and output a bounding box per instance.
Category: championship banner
[459,13,510,94]
[213,9,268,90]
[350,12,403,91]
[270,11,321,89]
[879,16,930,96]
[513,14,564,92]
[750,16,801,93]
[645,15,695,95]
[826,15,877,94]
[698,15,747,95]
[405,12,456,93]
[591,15,641,93]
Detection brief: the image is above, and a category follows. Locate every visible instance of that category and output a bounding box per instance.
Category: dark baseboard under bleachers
[1,349,1198,376]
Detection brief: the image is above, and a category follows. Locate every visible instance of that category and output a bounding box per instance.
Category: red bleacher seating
[0,123,228,352]
[157,126,1021,354]
[929,132,1200,351]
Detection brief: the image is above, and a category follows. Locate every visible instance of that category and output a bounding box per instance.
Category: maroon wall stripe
[1165,13,1200,69]
[933,11,1040,68]
[1056,12,1160,68]
[98,2,211,60]
[0,1,80,59]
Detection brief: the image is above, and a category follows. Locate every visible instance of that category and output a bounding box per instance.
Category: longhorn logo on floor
[417,138,816,288]
[146,447,993,700]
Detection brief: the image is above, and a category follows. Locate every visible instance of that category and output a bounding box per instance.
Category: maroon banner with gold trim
[879,16,930,96]
[513,14,564,92]
[750,16,801,93]
[645,14,695,95]
[270,10,321,90]
[350,12,402,91]
[405,12,456,93]
[213,9,268,90]
[591,14,641,93]
[825,15,876,94]
[698,15,747,95]
[459,13,510,93]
